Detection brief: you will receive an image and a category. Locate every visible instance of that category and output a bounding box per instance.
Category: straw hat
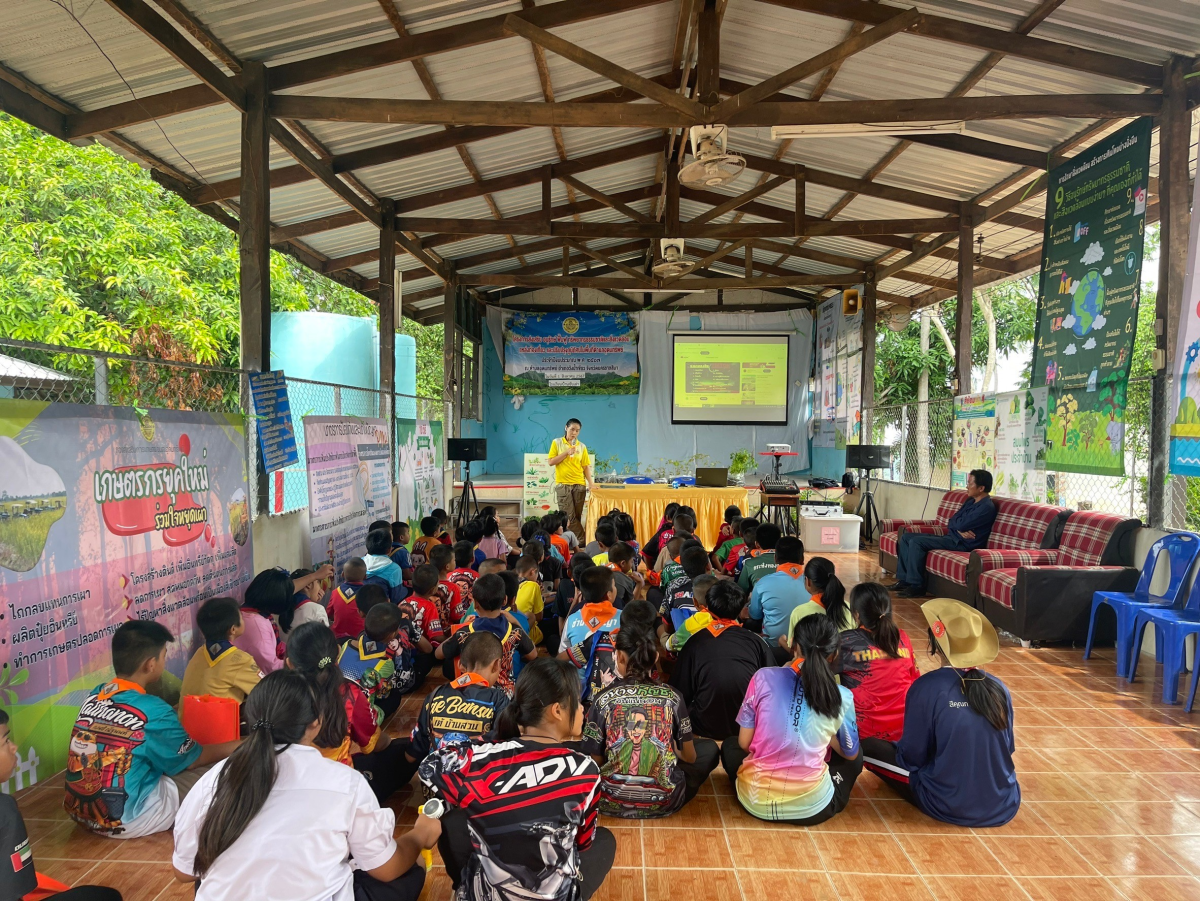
[921,598,999,669]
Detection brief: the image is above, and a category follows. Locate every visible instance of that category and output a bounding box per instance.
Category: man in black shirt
[670,581,772,739]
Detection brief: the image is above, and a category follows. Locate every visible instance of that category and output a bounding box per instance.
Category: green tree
[0,113,444,397]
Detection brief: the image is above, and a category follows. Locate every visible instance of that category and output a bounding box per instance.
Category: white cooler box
[799,513,862,553]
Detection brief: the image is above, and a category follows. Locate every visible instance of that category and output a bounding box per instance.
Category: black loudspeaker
[447,438,488,462]
[846,444,891,470]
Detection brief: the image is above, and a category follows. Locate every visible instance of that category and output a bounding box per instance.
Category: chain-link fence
[0,337,448,519]
[864,375,1193,528]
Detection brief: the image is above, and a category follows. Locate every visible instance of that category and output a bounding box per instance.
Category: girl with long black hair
[780,557,852,647]
[833,582,920,741]
[861,598,1020,827]
[234,569,296,674]
[171,670,439,901]
[722,613,862,825]
[420,657,616,901]
[580,605,718,818]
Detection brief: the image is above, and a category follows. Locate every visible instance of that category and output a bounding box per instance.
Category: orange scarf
[776,563,804,579]
[703,617,740,638]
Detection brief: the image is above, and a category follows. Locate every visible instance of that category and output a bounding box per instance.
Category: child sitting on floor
[436,574,536,697]
[662,574,718,653]
[410,516,441,568]
[783,556,853,641]
[724,519,757,575]
[364,528,406,603]
[590,522,616,566]
[606,541,644,607]
[458,519,487,570]
[715,514,745,569]
[429,544,467,627]
[288,567,331,636]
[513,553,545,646]
[581,611,719,818]
[181,597,263,705]
[717,505,742,547]
[447,541,480,613]
[559,566,622,654]
[65,621,240,838]
[396,631,510,788]
[660,545,713,628]
[565,598,658,705]
[478,511,512,561]
[390,520,413,579]
[329,557,368,641]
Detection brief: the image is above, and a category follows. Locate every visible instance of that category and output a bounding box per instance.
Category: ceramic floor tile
[607,827,642,868]
[726,827,822,871]
[811,832,917,875]
[1020,876,1127,901]
[969,804,1055,837]
[30,821,119,863]
[1017,771,1095,803]
[828,873,937,901]
[930,876,1032,901]
[979,836,1098,878]
[1041,749,1129,775]
[644,827,731,868]
[1078,773,1169,803]
[31,856,100,886]
[1027,801,1135,836]
[1063,836,1193,877]
[417,866,455,901]
[80,861,175,901]
[804,798,891,833]
[104,829,178,861]
[738,869,840,901]
[894,834,1006,876]
[1110,876,1200,901]
[1108,802,1200,836]
[17,785,71,820]
[590,868,645,901]
[644,868,742,901]
[653,793,724,828]
[872,799,971,836]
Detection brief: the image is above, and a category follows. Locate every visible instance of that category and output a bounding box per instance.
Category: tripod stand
[453,460,480,530]
[855,467,881,546]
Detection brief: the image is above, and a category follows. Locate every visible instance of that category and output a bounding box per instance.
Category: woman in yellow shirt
[548,418,595,537]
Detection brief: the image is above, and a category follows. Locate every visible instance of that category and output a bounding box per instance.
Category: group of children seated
[40,502,1018,901]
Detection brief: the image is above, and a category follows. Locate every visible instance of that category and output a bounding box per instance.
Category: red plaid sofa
[879,492,1068,604]
[878,490,968,574]
[975,510,1141,643]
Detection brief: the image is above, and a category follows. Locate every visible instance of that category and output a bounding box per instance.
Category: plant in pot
[728,448,756,486]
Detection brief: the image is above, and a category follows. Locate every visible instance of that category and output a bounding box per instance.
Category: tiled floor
[18,550,1200,900]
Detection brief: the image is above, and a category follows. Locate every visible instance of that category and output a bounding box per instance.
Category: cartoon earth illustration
[1071,270,1105,337]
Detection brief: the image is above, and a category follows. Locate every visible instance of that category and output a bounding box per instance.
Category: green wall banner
[1032,117,1151,475]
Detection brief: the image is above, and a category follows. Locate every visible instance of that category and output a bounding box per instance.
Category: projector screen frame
[669,331,791,426]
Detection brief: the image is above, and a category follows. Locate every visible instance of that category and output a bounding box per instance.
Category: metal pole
[92,355,109,406]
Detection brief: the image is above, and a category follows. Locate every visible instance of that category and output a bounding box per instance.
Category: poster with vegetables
[993,389,1048,502]
[1032,118,1150,475]
[950,394,996,488]
[523,453,556,520]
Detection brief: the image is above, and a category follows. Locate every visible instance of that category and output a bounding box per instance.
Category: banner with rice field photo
[0,401,253,785]
[503,311,639,395]
[1032,118,1151,475]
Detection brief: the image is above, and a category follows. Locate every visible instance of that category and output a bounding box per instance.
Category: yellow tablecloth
[586,485,750,549]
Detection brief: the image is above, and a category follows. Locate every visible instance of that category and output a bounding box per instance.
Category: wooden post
[562,243,569,276]
[443,281,459,439]
[239,60,271,515]
[378,198,396,472]
[953,201,974,395]
[542,164,552,216]
[745,243,753,278]
[696,0,720,108]
[1149,56,1189,528]
[861,267,877,442]
[795,165,806,236]
[666,153,680,236]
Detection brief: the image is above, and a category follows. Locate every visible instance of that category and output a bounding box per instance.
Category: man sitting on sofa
[890,469,997,598]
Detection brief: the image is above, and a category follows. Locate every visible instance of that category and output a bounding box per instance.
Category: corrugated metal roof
[1,0,1195,308]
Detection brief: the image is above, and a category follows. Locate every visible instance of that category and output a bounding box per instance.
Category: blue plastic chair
[1084,532,1200,678]
[1128,572,1200,705]
[623,476,654,485]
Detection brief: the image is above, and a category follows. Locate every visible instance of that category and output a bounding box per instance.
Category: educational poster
[1033,118,1150,476]
[1170,168,1200,476]
[0,402,253,781]
[950,394,997,488]
[993,388,1049,502]
[845,354,862,444]
[813,418,838,448]
[522,453,556,520]
[396,418,444,533]
[248,370,298,476]
[503,311,639,395]
[304,416,392,577]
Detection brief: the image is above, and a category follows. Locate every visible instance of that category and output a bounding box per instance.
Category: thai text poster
[503,311,638,395]
[1032,118,1150,475]
[0,401,252,781]
[303,416,392,576]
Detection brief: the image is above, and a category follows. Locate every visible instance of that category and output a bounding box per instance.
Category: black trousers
[353,739,415,803]
[439,809,616,901]
[860,737,918,805]
[352,864,426,901]
[720,740,863,826]
[679,738,720,806]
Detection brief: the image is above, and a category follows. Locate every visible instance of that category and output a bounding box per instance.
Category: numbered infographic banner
[1170,168,1200,476]
[0,402,252,782]
[396,419,444,531]
[503,311,639,395]
[1033,118,1150,475]
[951,394,996,488]
[304,416,392,576]
[994,389,1049,503]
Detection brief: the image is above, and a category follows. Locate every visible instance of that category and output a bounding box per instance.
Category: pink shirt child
[232,609,284,674]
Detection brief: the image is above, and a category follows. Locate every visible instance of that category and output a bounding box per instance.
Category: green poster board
[1032,118,1151,475]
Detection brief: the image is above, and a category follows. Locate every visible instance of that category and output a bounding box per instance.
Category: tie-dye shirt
[734,667,858,822]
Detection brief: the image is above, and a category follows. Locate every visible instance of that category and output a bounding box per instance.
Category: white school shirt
[172,744,397,901]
